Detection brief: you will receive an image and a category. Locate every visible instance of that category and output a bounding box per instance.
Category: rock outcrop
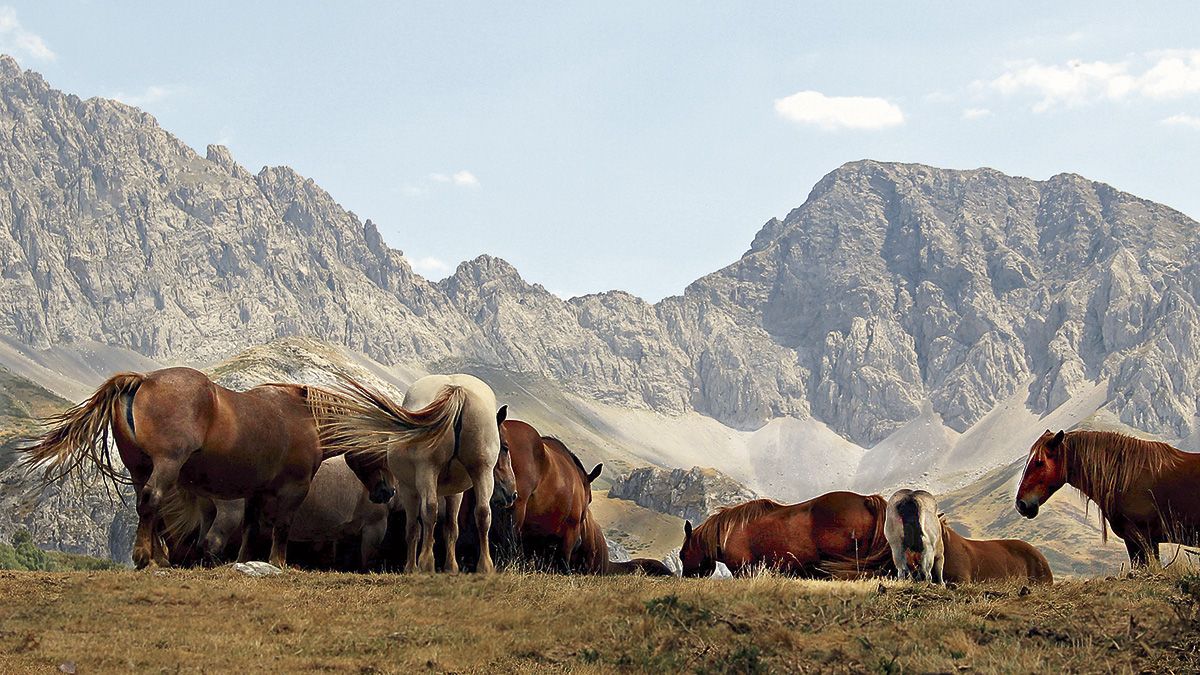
[608,466,758,524]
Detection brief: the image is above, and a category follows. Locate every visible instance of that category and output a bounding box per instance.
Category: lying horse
[1016,429,1200,567]
[885,489,944,584]
[313,374,517,573]
[939,522,1052,584]
[679,491,890,578]
[20,368,453,568]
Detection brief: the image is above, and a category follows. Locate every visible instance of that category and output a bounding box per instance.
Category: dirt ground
[1,568,1198,673]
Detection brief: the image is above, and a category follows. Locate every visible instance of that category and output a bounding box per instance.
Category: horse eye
[1033,459,1044,468]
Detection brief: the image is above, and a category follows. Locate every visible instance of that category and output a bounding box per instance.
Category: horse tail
[820,494,895,579]
[308,376,470,464]
[20,372,144,491]
[159,487,210,557]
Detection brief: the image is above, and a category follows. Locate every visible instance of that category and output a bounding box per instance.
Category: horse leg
[1124,537,1152,568]
[237,497,267,563]
[264,481,309,569]
[469,467,496,574]
[361,517,387,572]
[441,493,463,574]
[933,554,945,585]
[134,458,184,568]
[414,472,440,574]
[399,491,422,573]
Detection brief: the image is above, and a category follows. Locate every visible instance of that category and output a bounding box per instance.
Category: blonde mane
[1063,430,1186,540]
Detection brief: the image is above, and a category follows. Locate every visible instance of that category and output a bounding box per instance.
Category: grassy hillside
[0,569,1197,673]
[0,368,69,471]
[590,491,686,559]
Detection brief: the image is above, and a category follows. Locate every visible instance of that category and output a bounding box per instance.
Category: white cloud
[111,85,178,108]
[774,90,904,131]
[962,107,992,120]
[452,170,479,187]
[1162,113,1200,129]
[429,172,451,183]
[408,255,451,278]
[982,51,1200,111]
[0,7,54,62]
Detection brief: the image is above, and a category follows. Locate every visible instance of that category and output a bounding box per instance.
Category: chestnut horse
[939,521,1052,584]
[312,374,516,573]
[679,492,890,578]
[502,421,601,570]
[1016,429,1200,567]
[22,367,462,568]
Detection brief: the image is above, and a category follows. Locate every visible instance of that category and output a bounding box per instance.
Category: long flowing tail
[20,372,144,492]
[307,375,469,464]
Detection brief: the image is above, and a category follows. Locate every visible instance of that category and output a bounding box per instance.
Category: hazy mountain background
[1,55,1192,574]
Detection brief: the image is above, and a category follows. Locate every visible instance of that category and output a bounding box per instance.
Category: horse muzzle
[491,488,518,510]
[1015,497,1039,519]
[370,481,396,504]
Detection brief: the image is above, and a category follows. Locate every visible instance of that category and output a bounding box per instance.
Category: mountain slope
[1,56,1199,505]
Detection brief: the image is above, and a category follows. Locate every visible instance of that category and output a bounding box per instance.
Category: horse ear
[496,405,508,425]
[1052,430,1065,446]
[684,520,693,539]
[587,463,603,483]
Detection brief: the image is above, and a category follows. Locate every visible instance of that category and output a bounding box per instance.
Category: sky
[4,3,1200,301]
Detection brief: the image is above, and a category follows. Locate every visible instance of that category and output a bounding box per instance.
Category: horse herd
[21,367,1200,583]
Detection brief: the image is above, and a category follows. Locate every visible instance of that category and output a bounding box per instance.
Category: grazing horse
[313,374,516,574]
[500,420,601,570]
[1016,429,1200,567]
[885,489,944,584]
[679,492,890,578]
[19,368,425,568]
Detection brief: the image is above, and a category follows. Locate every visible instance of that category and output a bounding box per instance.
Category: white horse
[312,373,514,574]
[884,489,945,584]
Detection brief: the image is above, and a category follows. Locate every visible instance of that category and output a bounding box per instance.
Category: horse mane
[690,499,786,561]
[540,436,590,481]
[1063,430,1187,541]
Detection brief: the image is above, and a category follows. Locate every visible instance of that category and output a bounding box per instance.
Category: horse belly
[179,448,281,498]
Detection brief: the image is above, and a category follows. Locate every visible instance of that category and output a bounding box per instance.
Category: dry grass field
[1,567,1199,674]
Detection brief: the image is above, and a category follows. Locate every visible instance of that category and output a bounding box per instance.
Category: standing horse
[679,492,891,578]
[499,419,601,571]
[312,374,516,574]
[885,489,944,584]
[1015,429,1200,567]
[20,368,443,568]
[939,522,1052,584]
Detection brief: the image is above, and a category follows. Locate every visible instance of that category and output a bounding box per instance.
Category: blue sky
[5,3,1200,301]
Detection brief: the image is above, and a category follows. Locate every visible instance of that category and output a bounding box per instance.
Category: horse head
[490,405,519,510]
[679,520,716,578]
[1016,429,1067,519]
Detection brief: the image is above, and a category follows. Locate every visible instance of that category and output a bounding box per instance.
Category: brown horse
[21,367,461,568]
[940,521,1052,584]
[679,492,890,578]
[502,422,601,570]
[1016,429,1200,567]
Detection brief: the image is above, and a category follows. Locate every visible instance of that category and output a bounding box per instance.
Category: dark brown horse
[1016,429,1200,567]
[500,420,601,570]
[679,492,890,578]
[21,367,462,568]
[940,521,1052,584]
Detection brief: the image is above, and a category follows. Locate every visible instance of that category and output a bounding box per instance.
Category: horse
[311,374,517,574]
[939,522,1052,584]
[679,491,891,578]
[19,368,433,568]
[497,419,601,570]
[1015,429,1200,567]
[885,489,944,584]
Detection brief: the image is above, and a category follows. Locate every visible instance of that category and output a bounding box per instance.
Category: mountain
[2,54,1200,550]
